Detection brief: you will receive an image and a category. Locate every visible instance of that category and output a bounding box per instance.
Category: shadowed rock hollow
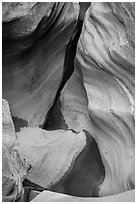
[2,2,135,202]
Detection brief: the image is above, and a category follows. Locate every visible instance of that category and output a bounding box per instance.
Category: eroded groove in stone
[42,3,91,131]
[75,2,135,196]
[2,2,77,128]
[42,5,88,130]
[2,2,135,202]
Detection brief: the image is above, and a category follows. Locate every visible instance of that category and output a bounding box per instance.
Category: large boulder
[13,127,86,189]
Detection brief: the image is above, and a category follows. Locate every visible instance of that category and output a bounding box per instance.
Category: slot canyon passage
[2,2,135,202]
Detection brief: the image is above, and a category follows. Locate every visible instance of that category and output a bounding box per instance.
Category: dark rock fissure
[12,116,28,132]
[23,179,47,192]
[42,18,83,130]
[3,2,106,199]
[40,3,105,196]
[23,3,105,197]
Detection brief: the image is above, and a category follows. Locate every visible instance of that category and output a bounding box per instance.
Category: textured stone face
[2,99,30,202]
[2,99,17,149]
[14,128,86,188]
[2,2,135,202]
[75,2,134,196]
[2,143,30,202]
[2,2,77,128]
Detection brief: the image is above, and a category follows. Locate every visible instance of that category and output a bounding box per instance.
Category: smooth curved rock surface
[13,127,86,189]
[31,189,135,202]
[2,2,135,202]
[55,2,135,196]
[2,2,77,128]
[75,2,135,196]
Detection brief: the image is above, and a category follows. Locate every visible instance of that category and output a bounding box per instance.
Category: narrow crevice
[42,17,84,130]
[23,179,47,192]
[12,116,28,132]
[42,3,91,130]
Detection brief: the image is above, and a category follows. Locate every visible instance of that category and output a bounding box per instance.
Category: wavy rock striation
[2,2,135,202]
[2,2,78,129]
[75,2,135,196]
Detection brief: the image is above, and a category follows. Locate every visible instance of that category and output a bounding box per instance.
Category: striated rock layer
[56,1,134,197]
[2,2,78,128]
[2,2,135,202]
[75,2,135,196]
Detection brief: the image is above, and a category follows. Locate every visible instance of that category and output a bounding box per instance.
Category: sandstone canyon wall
[2,2,135,202]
